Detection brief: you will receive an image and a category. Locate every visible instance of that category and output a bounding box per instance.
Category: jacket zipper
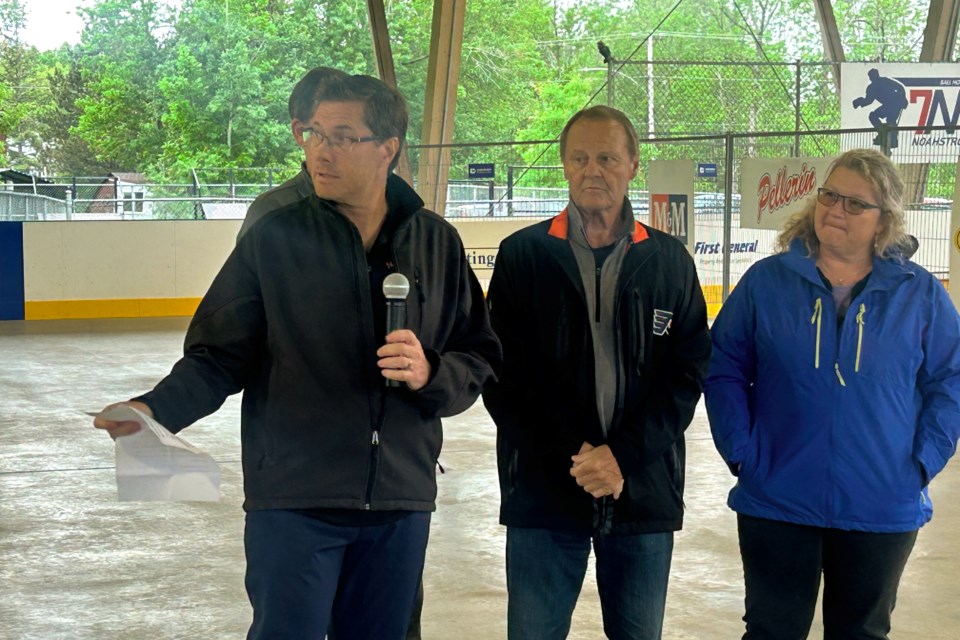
[595,265,602,325]
[347,217,387,511]
[832,302,867,386]
[633,290,645,375]
[597,284,628,537]
[810,297,822,369]
[364,428,381,509]
[361,215,418,509]
[855,303,866,373]
[834,362,846,386]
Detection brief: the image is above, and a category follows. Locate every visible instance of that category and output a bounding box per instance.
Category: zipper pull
[811,298,823,369]
[372,431,380,445]
[834,362,846,387]
[810,298,822,323]
[855,303,866,373]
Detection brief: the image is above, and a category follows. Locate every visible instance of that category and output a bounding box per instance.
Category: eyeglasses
[301,128,383,151]
[816,188,881,215]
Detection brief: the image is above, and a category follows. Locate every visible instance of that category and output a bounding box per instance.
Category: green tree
[0,0,41,169]
[72,0,169,171]
[833,0,926,62]
[154,0,380,180]
[40,53,121,175]
[3,0,941,183]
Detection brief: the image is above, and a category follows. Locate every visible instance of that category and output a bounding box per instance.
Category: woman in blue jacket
[706,148,960,640]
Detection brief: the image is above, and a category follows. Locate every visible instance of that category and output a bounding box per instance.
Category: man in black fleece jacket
[485,106,710,639]
[93,73,501,640]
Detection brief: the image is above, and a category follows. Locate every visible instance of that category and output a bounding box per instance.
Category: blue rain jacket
[706,239,960,532]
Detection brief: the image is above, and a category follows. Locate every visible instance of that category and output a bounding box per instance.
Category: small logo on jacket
[653,309,673,336]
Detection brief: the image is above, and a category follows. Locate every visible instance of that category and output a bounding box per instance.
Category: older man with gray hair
[485,105,710,640]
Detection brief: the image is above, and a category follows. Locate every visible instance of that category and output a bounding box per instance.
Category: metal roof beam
[812,0,844,91]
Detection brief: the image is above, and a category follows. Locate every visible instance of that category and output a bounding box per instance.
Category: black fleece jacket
[138,178,501,512]
[484,207,711,534]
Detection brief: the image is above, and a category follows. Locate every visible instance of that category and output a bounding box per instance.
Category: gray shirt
[565,200,635,435]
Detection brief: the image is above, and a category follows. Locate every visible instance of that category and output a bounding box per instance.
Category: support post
[366,0,415,188]
[417,0,467,215]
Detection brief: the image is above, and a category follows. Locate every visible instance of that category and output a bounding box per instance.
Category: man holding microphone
[93,72,500,640]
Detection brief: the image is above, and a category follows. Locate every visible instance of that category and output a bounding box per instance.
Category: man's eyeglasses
[301,128,383,151]
[816,188,881,215]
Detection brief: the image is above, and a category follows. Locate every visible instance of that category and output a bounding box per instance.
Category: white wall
[20,218,536,311]
[23,221,241,302]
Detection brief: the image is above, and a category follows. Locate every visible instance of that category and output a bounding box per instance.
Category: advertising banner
[841,62,960,161]
[648,159,695,253]
[739,157,834,230]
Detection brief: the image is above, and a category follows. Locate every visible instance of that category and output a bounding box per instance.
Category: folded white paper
[96,405,221,502]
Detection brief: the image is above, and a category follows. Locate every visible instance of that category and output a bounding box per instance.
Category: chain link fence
[603,60,839,137]
[420,126,957,308]
[2,126,956,311]
[0,174,286,221]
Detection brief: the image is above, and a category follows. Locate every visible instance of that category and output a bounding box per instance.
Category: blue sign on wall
[468,163,495,179]
[0,222,25,321]
[697,163,718,178]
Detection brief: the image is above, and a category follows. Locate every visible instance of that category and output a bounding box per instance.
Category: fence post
[794,60,801,157]
[607,58,615,107]
[65,187,73,221]
[722,133,735,303]
[487,179,495,217]
[191,168,203,219]
[114,176,121,219]
[507,165,514,217]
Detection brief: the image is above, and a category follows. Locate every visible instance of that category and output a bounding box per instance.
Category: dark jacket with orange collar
[484,201,711,534]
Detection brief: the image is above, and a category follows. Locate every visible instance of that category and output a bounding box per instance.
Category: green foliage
[0,0,946,181]
[832,0,927,62]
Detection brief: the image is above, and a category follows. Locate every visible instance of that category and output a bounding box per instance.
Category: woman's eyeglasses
[816,188,881,215]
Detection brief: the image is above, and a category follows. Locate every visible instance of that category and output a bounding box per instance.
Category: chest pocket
[626,290,646,376]
[849,301,922,389]
[536,287,575,363]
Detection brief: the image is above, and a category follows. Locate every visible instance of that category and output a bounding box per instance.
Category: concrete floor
[2,317,959,640]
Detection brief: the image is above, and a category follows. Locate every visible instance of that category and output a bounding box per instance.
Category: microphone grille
[383,273,410,300]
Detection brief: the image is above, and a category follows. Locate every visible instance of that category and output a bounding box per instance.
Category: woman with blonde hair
[705,148,960,639]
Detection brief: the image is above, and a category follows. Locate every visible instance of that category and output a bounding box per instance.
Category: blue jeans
[244,509,430,640]
[506,526,674,640]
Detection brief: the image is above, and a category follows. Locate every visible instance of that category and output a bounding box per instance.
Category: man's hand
[92,401,152,440]
[570,442,624,499]
[377,329,431,391]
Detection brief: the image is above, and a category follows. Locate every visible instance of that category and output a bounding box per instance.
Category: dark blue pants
[506,526,674,640]
[244,509,430,640]
[738,514,917,640]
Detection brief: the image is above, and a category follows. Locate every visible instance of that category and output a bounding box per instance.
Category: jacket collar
[308,170,424,226]
[548,197,649,246]
[784,238,915,292]
[385,173,426,217]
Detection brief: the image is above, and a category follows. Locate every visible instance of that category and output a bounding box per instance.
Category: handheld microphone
[383,273,410,388]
